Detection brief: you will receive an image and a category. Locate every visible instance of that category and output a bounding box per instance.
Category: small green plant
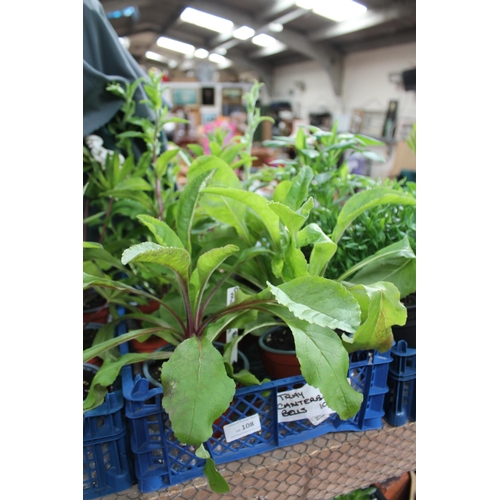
[332,486,377,500]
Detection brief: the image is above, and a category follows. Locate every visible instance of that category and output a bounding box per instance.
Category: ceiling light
[194,48,209,59]
[268,22,283,32]
[232,26,255,40]
[214,47,227,55]
[295,0,367,22]
[208,53,232,69]
[180,7,233,33]
[251,34,280,47]
[146,51,168,63]
[157,36,195,55]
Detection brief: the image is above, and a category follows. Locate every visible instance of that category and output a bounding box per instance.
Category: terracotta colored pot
[83,323,104,367]
[131,335,169,354]
[131,301,166,353]
[258,327,301,379]
[83,304,109,325]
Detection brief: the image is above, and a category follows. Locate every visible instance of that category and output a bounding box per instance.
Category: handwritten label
[226,286,239,364]
[223,413,261,443]
[277,384,336,423]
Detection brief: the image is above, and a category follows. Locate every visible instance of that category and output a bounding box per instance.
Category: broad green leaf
[331,188,416,243]
[83,241,103,249]
[355,134,386,146]
[203,458,230,493]
[202,187,281,248]
[189,157,250,243]
[155,148,179,178]
[177,169,215,254]
[111,177,153,192]
[268,276,361,333]
[161,337,235,445]
[192,244,240,310]
[283,166,314,210]
[295,126,306,150]
[342,282,407,353]
[122,242,191,284]
[281,243,309,282]
[272,179,292,203]
[342,237,416,297]
[298,223,337,277]
[136,214,184,248]
[268,201,309,242]
[100,189,156,212]
[187,144,204,157]
[286,316,364,420]
[83,247,128,272]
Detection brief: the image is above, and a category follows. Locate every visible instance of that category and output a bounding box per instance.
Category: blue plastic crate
[83,430,135,499]
[117,319,392,492]
[83,369,134,497]
[384,340,416,427]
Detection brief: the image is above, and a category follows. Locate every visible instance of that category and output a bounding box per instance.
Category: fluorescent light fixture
[157,36,195,55]
[180,7,233,33]
[208,53,232,69]
[232,26,255,40]
[146,51,168,63]
[295,0,367,22]
[194,48,209,59]
[214,47,227,55]
[251,33,280,47]
[268,22,283,32]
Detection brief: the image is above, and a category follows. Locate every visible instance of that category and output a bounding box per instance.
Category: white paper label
[226,286,239,364]
[223,413,261,443]
[308,414,331,426]
[277,384,336,423]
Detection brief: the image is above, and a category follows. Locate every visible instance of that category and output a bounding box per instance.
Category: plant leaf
[298,223,337,277]
[161,337,235,445]
[342,281,407,352]
[177,169,215,254]
[122,242,191,284]
[203,458,230,493]
[202,187,281,248]
[136,214,184,248]
[331,188,416,243]
[343,237,416,298]
[267,276,361,333]
[283,165,314,210]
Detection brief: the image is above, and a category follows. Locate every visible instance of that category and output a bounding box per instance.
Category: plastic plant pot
[83,289,109,325]
[83,363,100,401]
[83,322,104,367]
[258,326,301,379]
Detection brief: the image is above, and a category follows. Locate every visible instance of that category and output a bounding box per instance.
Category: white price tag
[223,414,261,443]
[308,414,331,426]
[226,286,239,364]
[277,384,336,423]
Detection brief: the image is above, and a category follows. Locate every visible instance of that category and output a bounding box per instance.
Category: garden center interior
[83,0,417,498]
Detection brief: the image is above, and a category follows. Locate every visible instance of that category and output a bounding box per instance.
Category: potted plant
[84,153,413,492]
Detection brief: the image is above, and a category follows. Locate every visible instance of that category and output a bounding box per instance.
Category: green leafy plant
[84,153,413,491]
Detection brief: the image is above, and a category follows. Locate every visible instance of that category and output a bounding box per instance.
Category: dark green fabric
[83,0,156,138]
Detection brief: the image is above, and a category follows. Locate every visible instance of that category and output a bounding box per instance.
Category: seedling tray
[117,320,392,493]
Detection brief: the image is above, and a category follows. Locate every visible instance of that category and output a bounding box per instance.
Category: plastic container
[383,340,416,427]
[117,319,392,493]
[83,372,135,498]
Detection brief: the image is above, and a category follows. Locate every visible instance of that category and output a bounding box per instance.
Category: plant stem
[99,197,114,245]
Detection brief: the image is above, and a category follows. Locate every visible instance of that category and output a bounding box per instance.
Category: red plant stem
[195,300,274,337]
[99,197,114,245]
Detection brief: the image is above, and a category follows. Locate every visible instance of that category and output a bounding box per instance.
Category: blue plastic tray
[117,319,393,493]
[384,340,416,427]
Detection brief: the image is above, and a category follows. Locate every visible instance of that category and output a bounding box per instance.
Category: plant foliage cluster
[83,71,416,492]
